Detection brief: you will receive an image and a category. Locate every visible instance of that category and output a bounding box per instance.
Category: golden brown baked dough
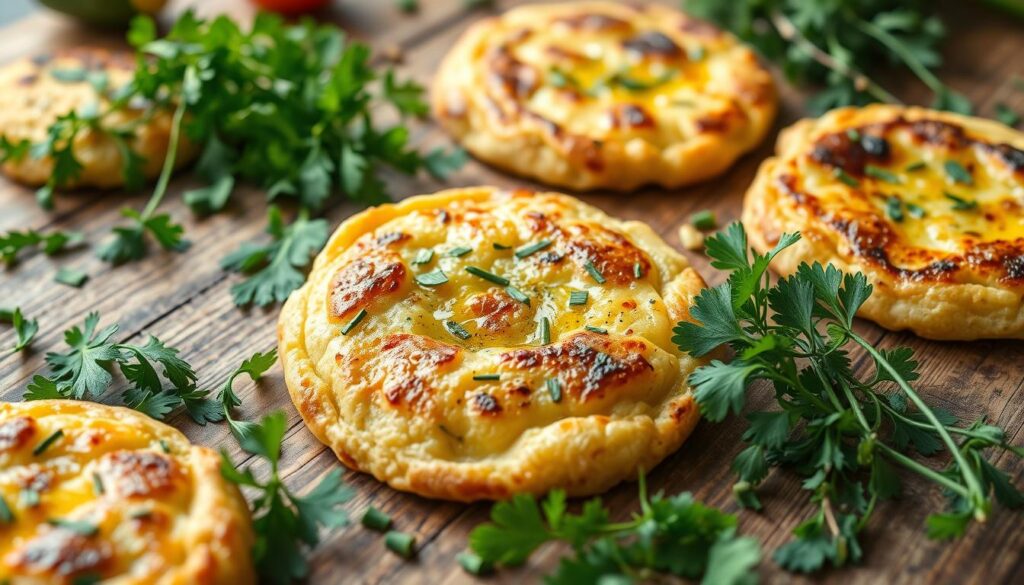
[743,105,1024,340]
[432,2,776,191]
[278,187,709,501]
[0,400,255,585]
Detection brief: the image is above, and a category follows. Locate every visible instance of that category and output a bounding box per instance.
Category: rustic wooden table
[1,1,1023,583]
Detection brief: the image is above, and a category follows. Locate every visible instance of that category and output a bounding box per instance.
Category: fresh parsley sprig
[220,411,353,585]
[467,473,761,585]
[220,207,329,307]
[687,1,972,113]
[1,307,38,353]
[1,228,83,265]
[673,223,1023,573]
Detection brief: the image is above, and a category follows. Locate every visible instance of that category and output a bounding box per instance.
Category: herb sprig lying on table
[686,0,972,114]
[673,224,1024,573]
[220,410,353,585]
[1,307,38,353]
[466,473,761,584]
[1,227,83,265]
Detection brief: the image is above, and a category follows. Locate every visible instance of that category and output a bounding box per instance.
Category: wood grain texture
[1,1,1022,584]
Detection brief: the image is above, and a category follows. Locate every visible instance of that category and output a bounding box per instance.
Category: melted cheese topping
[0,401,233,584]
[784,111,1024,283]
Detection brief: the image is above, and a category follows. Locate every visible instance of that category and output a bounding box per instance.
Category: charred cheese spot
[622,31,683,59]
[561,223,651,284]
[607,104,656,130]
[328,252,407,321]
[499,332,653,401]
[95,451,181,498]
[376,334,462,412]
[0,416,36,451]
[6,529,111,577]
[466,288,526,332]
[471,393,503,416]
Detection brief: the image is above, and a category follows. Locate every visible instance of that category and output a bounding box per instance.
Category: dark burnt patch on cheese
[0,416,37,451]
[487,44,538,100]
[987,142,1024,173]
[907,119,968,149]
[560,223,652,285]
[498,332,653,401]
[471,392,503,416]
[622,31,683,59]
[556,13,631,33]
[329,252,407,321]
[375,231,410,247]
[608,104,656,130]
[96,451,181,498]
[7,529,111,577]
[377,334,462,413]
[466,288,525,332]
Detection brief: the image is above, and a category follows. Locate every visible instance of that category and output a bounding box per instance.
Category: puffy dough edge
[430,2,778,192]
[0,400,255,585]
[742,105,1024,340]
[278,187,707,501]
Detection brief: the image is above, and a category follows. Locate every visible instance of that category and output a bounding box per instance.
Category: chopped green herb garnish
[385,531,417,558]
[465,266,510,286]
[687,46,706,61]
[72,574,102,585]
[584,325,608,335]
[865,164,901,183]
[415,269,448,287]
[340,309,367,335]
[33,429,64,456]
[568,290,589,306]
[690,209,717,230]
[159,439,171,454]
[539,317,551,345]
[905,161,927,172]
[885,196,904,222]
[944,160,973,185]
[473,374,501,381]
[50,68,88,83]
[505,286,530,305]
[20,489,39,508]
[458,551,493,576]
[907,203,926,219]
[633,262,643,279]
[54,267,88,288]
[846,129,861,141]
[584,261,606,284]
[395,0,418,13]
[514,240,552,259]
[492,242,511,250]
[0,495,12,524]
[92,473,105,496]
[47,518,99,536]
[361,506,392,532]
[996,103,1021,127]
[445,320,472,340]
[944,192,978,211]
[129,508,152,519]
[448,246,472,257]
[412,249,434,264]
[548,67,577,89]
[833,168,859,187]
[545,378,562,403]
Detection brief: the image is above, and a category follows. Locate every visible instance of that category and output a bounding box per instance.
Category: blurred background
[0,0,33,24]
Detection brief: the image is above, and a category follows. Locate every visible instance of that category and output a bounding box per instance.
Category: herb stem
[850,332,986,516]
[140,95,187,220]
[875,443,969,498]
[850,15,945,95]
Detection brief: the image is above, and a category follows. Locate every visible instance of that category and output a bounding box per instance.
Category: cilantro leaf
[44,312,122,399]
[1,228,83,265]
[97,209,188,265]
[3,307,39,353]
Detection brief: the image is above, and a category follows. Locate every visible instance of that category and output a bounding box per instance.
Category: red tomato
[252,0,329,14]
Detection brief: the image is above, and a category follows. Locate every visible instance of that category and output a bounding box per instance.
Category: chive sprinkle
[448,246,472,257]
[55,267,88,288]
[865,165,901,184]
[0,495,12,524]
[48,518,99,536]
[886,196,904,222]
[129,509,152,519]
[905,161,927,172]
[33,429,64,456]
[159,439,171,454]
[846,129,861,142]
[546,378,563,403]
[411,249,434,264]
[833,168,859,187]
[568,290,589,306]
[361,506,392,532]
[72,574,102,585]
[415,268,448,286]
[492,242,511,250]
[633,262,643,279]
[539,317,551,345]
[944,192,978,211]
[465,266,510,286]
[585,325,608,334]
[584,261,605,284]
[21,488,39,508]
[340,309,367,335]
[385,531,417,559]
[445,320,472,340]
[907,203,926,219]
[473,373,501,381]
[505,285,530,305]
[92,473,105,496]
[458,551,493,576]
[944,160,973,185]
[690,209,717,230]
[514,239,552,258]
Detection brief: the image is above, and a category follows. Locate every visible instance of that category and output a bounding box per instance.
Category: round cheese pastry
[0,400,255,585]
[279,187,708,501]
[743,104,1024,340]
[431,2,776,191]
[0,47,195,189]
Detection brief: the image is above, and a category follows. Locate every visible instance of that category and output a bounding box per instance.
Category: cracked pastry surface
[743,105,1024,340]
[431,1,776,191]
[278,187,709,501]
[0,400,254,585]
